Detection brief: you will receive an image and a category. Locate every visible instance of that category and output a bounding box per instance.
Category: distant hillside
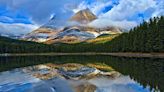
[0,36,53,53]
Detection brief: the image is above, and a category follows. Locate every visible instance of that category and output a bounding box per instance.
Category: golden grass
[86,34,118,44]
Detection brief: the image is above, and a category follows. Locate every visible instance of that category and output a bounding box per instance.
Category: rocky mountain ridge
[23,9,122,44]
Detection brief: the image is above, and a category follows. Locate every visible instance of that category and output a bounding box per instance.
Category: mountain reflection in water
[0,56,163,92]
[0,64,150,92]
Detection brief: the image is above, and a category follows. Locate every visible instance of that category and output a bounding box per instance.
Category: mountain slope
[45,28,95,44]
[22,28,58,42]
[41,15,57,29]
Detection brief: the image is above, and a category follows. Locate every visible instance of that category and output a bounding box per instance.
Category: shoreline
[0,52,164,58]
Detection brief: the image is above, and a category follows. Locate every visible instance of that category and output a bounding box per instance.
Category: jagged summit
[70,8,97,24]
[50,15,56,20]
[41,9,97,29]
[41,15,57,29]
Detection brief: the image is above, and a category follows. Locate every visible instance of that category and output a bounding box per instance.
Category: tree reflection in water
[0,56,163,92]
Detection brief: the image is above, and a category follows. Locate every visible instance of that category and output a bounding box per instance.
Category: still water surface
[0,56,163,92]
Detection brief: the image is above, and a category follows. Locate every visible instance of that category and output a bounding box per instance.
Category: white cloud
[88,0,163,30]
[73,1,87,13]
[0,23,38,35]
[0,16,14,23]
[73,1,113,15]
[89,76,149,92]
[88,18,137,30]
[0,0,163,32]
[152,0,164,17]
[0,0,81,25]
[100,0,156,21]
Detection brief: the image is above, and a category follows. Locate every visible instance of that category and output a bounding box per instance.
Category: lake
[0,55,163,92]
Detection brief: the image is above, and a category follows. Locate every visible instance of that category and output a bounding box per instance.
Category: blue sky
[0,0,163,35]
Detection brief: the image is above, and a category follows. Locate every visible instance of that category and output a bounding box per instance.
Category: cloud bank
[0,0,81,35]
[0,23,38,35]
[0,0,163,35]
[77,0,164,29]
[0,0,81,24]
[88,19,137,30]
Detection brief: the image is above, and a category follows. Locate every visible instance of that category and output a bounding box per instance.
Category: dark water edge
[0,55,164,91]
[0,52,164,58]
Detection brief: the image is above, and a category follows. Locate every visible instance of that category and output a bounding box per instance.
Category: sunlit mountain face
[22,9,122,44]
[0,0,163,39]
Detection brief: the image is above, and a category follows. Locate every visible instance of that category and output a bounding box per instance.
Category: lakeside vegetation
[108,16,164,52]
[0,16,163,53]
